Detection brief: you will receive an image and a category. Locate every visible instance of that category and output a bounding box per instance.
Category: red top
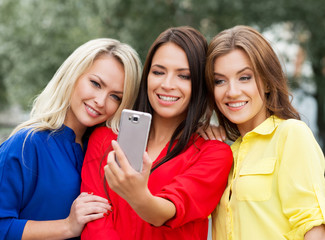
[81,127,233,240]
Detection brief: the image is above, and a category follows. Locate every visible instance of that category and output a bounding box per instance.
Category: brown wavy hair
[205,25,300,141]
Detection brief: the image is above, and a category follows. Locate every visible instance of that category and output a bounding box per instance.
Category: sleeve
[277,121,325,240]
[80,127,120,240]
[156,140,233,228]
[0,132,36,240]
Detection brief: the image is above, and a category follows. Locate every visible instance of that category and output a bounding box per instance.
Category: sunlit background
[0,0,324,152]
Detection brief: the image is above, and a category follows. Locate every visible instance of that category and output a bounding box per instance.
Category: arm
[278,121,325,239]
[305,225,325,240]
[104,140,176,226]
[22,193,110,240]
[0,131,110,240]
[81,127,121,240]
[105,138,233,228]
[155,138,233,228]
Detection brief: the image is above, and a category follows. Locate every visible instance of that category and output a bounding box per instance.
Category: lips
[85,103,100,116]
[226,101,247,108]
[157,94,179,102]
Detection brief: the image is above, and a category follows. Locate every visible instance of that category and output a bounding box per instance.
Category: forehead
[214,49,252,72]
[152,42,189,68]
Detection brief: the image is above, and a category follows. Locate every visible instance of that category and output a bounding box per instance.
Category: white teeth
[86,105,99,115]
[158,95,179,102]
[228,102,246,107]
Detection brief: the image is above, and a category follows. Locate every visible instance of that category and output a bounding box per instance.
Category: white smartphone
[116,109,152,172]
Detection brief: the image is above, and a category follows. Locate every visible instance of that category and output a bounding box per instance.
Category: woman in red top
[81,26,233,240]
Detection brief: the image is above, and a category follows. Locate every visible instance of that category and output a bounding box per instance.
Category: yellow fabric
[212,116,325,240]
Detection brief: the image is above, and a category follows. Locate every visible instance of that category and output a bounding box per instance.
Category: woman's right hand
[197,124,226,141]
[65,192,111,238]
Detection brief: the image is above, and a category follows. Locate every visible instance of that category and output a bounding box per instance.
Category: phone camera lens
[131,115,139,123]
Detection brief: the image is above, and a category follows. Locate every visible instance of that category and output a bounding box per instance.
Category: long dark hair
[205,25,300,141]
[133,26,208,172]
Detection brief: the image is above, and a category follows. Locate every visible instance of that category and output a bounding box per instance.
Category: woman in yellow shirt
[205,25,325,240]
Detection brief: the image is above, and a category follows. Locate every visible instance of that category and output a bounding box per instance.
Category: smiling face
[65,54,125,136]
[147,42,192,122]
[213,49,268,136]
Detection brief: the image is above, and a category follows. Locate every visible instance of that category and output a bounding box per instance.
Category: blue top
[0,126,86,240]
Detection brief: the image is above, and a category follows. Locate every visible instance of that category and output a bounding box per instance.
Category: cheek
[104,100,122,120]
[213,88,221,104]
[213,88,225,112]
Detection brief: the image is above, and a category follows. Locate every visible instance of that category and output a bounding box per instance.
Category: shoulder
[89,126,117,143]
[0,128,51,169]
[87,126,117,155]
[275,119,323,155]
[277,119,314,137]
[192,136,233,163]
[1,128,48,151]
[195,135,232,152]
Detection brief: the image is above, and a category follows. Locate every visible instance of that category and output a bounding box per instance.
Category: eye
[90,80,101,88]
[239,75,251,81]
[214,79,225,85]
[152,70,164,76]
[110,94,122,102]
[179,74,191,80]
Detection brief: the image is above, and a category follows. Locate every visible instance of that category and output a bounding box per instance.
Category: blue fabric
[0,126,86,240]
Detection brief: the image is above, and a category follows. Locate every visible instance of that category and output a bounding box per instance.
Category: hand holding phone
[116,109,152,172]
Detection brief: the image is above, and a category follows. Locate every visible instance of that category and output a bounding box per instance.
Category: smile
[227,102,247,108]
[85,104,100,116]
[158,94,179,102]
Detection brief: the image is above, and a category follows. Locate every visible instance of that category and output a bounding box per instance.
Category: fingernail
[88,192,93,195]
[103,212,108,217]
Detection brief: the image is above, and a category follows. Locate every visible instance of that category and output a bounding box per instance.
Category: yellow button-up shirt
[212,116,325,240]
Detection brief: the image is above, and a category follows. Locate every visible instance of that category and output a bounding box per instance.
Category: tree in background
[0,0,324,148]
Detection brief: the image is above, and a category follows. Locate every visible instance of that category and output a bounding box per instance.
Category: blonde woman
[0,38,141,240]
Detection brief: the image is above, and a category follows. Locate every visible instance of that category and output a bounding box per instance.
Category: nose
[227,81,241,98]
[161,73,175,90]
[94,93,106,107]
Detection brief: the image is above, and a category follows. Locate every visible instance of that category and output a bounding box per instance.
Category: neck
[63,122,87,148]
[147,114,184,160]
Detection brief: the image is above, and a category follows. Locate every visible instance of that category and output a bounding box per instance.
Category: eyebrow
[151,64,189,72]
[91,74,124,95]
[214,67,252,77]
[91,74,107,88]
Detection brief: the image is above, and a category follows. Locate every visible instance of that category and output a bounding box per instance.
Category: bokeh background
[0,0,325,151]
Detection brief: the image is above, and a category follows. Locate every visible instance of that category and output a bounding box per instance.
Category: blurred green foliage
[0,0,324,144]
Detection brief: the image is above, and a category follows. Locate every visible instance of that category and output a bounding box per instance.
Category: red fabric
[81,126,233,240]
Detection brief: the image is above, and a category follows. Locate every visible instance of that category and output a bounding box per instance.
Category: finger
[220,127,227,142]
[106,150,122,176]
[111,140,133,171]
[142,152,153,175]
[197,128,209,140]
[205,126,217,140]
[81,212,109,224]
[78,192,89,197]
[81,201,112,213]
[104,164,116,185]
[80,193,110,204]
[210,125,226,142]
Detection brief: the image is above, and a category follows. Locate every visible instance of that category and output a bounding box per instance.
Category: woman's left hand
[104,140,152,205]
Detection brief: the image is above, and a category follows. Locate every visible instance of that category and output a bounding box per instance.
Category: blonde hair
[10,38,142,137]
